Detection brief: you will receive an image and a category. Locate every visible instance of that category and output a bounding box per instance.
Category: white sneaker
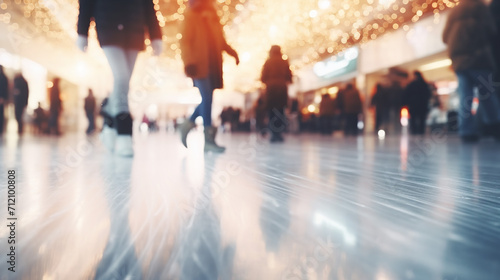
[115,135,134,157]
[100,125,117,153]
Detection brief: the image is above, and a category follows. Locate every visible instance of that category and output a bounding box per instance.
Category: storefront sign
[313,47,358,79]
[359,12,448,74]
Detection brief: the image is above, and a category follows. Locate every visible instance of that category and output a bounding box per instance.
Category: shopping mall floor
[0,130,499,280]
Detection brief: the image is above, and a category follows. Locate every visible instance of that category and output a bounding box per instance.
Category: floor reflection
[441,145,500,279]
[94,157,141,280]
[259,166,291,254]
[173,154,235,280]
[0,133,499,280]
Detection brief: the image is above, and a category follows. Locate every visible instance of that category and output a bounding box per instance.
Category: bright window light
[419,59,452,72]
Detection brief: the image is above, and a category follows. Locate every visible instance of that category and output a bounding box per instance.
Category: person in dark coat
[13,73,29,134]
[77,0,163,156]
[387,81,405,134]
[84,89,97,134]
[443,0,500,142]
[261,45,292,143]
[33,102,46,134]
[371,84,391,133]
[404,71,432,135]
[338,83,362,136]
[48,78,62,135]
[179,0,239,153]
[0,65,8,135]
[319,94,336,135]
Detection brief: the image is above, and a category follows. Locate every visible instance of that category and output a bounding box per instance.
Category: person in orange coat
[179,0,239,153]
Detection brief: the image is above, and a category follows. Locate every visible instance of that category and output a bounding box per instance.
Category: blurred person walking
[337,83,362,136]
[48,78,62,135]
[254,97,267,134]
[387,80,405,134]
[84,89,97,134]
[443,0,500,142]
[260,45,292,143]
[404,71,432,135]
[77,0,163,156]
[319,94,336,135]
[371,84,391,133]
[13,73,29,135]
[179,0,239,152]
[33,102,46,134]
[0,65,8,135]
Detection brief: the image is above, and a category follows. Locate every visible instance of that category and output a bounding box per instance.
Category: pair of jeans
[343,113,358,136]
[14,107,24,133]
[190,77,215,127]
[102,46,139,116]
[456,70,500,136]
[409,110,427,135]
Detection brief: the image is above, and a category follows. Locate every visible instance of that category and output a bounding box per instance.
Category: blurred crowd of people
[220,107,242,132]
[0,68,100,137]
[371,70,434,136]
[251,83,363,137]
[1,0,499,155]
[250,0,500,143]
[0,67,65,136]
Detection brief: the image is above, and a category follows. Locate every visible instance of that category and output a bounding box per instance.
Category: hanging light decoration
[0,0,460,92]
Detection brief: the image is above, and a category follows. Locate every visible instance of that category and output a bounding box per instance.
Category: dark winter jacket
[371,86,391,114]
[319,94,336,117]
[261,54,292,110]
[78,0,162,50]
[13,76,29,110]
[387,84,404,112]
[442,0,497,72]
[404,79,432,114]
[338,86,362,115]
[179,6,237,89]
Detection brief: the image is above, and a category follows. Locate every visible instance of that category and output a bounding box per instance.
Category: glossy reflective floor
[1,131,500,280]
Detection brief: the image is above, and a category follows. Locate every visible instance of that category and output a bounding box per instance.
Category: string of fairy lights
[0,0,459,91]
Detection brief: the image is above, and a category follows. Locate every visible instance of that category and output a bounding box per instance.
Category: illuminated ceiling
[0,0,458,93]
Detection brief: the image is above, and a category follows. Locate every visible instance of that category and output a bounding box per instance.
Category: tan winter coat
[179,7,237,88]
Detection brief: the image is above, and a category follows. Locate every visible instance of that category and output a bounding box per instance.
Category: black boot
[116,113,133,135]
[115,112,133,157]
